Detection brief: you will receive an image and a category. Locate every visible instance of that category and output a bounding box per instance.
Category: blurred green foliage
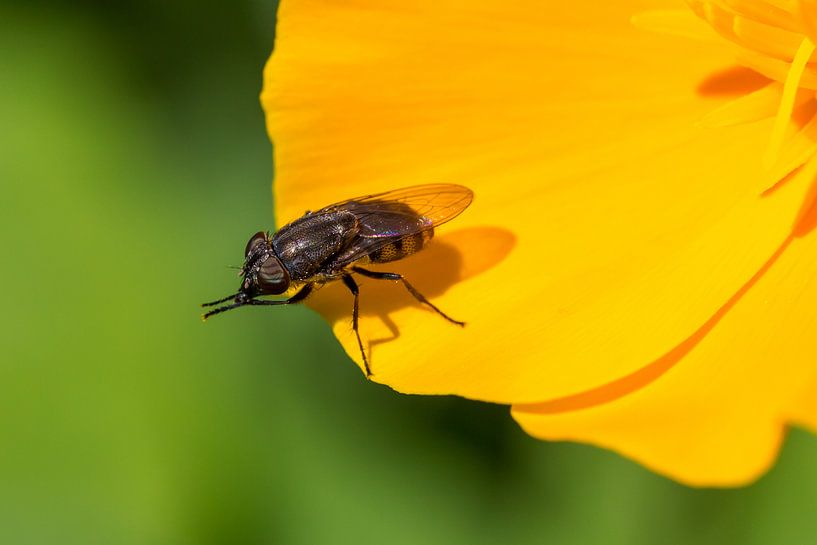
[2,2,816,544]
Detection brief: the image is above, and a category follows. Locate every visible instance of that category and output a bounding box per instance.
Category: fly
[202,184,474,377]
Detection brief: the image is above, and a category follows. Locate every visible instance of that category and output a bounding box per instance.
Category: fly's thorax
[271,210,359,280]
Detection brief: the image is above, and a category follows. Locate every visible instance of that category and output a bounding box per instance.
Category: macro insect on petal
[202,184,474,376]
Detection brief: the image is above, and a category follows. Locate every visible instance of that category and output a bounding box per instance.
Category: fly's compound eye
[256,255,291,295]
[245,231,268,257]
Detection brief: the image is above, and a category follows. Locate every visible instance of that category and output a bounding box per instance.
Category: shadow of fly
[202,184,473,377]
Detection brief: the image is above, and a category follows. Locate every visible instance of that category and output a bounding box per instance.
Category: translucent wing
[319,183,473,236]
[318,184,473,267]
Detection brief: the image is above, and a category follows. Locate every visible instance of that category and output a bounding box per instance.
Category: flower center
[687,1,817,86]
[684,1,817,174]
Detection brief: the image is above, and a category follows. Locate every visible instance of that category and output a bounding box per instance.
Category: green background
[3,2,817,544]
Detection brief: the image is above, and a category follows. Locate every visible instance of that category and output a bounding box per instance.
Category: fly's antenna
[201,293,239,308]
[228,264,247,277]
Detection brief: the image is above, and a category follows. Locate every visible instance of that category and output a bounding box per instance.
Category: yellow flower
[262,0,817,485]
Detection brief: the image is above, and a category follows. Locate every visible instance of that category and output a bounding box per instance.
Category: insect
[202,183,473,376]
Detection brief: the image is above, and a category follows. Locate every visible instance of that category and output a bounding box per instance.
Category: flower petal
[512,177,817,485]
[788,377,817,431]
[631,9,719,41]
[799,0,817,43]
[697,82,787,128]
[263,0,812,402]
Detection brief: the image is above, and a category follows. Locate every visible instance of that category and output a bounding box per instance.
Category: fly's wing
[321,184,473,234]
[319,184,473,266]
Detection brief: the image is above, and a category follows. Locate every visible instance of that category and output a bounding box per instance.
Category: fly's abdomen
[368,228,434,264]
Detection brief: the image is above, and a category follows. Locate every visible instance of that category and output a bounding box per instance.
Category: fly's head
[239,231,291,300]
[201,230,291,318]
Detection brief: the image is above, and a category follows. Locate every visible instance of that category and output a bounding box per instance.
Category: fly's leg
[248,283,314,306]
[342,275,371,377]
[202,284,314,319]
[351,266,465,326]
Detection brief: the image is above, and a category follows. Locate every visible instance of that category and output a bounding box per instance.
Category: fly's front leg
[342,274,371,377]
[351,266,465,326]
[202,284,314,319]
[248,283,314,307]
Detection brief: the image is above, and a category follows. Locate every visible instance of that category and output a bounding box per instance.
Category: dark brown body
[202,184,473,377]
[272,202,434,285]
